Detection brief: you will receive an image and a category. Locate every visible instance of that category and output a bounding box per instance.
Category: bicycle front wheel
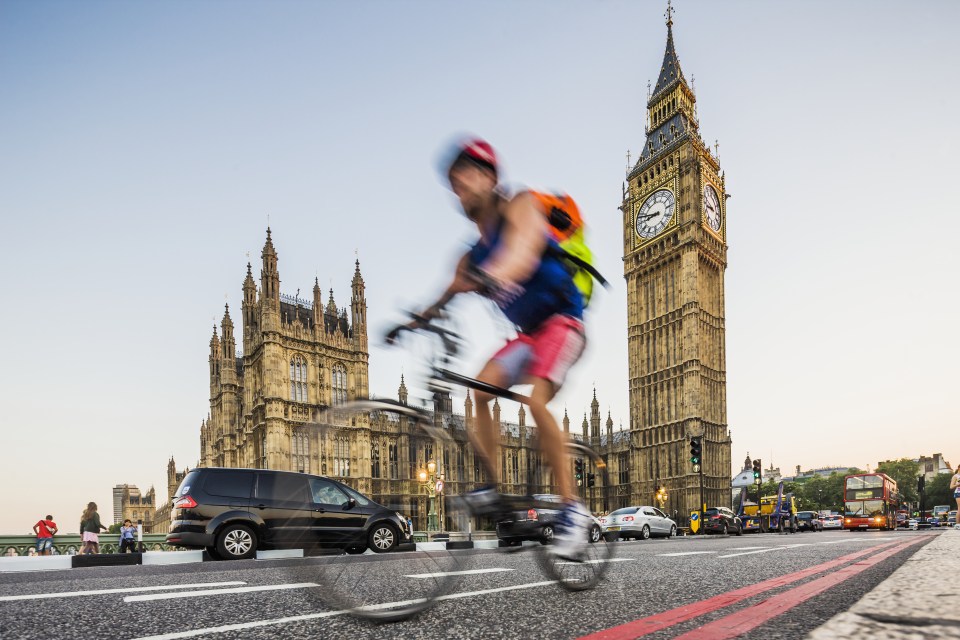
[302,399,471,622]
[535,440,617,591]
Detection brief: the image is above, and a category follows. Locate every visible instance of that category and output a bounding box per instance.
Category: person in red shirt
[32,515,58,555]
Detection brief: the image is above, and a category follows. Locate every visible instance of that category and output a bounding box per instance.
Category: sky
[1,0,958,533]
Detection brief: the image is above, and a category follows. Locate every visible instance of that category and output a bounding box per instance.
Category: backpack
[528,190,608,306]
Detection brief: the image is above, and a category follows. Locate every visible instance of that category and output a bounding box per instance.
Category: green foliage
[877,458,921,503]
[923,473,955,509]
[107,523,121,534]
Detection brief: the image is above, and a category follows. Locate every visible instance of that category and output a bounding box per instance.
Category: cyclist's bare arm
[481,191,547,286]
[418,253,477,321]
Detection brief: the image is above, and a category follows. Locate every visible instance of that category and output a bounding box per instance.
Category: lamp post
[419,460,440,533]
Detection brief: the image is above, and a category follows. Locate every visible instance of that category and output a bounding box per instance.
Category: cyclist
[401,137,592,560]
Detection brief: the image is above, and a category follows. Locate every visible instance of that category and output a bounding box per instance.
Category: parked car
[821,514,843,530]
[166,467,412,560]
[495,494,602,545]
[796,511,823,532]
[702,507,743,535]
[600,505,676,540]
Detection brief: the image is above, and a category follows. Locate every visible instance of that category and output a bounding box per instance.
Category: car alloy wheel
[640,525,650,540]
[217,525,256,560]
[669,525,677,537]
[590,524,601,543]
[541,524,555,544]
[369,524,396,553]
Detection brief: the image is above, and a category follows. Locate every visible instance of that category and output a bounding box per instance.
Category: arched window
[334,435,350,477]
[292,428,309,473]
[371,442,381,479]
[290,356,307,403]
[331,363,347,406]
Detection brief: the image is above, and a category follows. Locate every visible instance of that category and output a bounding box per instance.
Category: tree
[108,523,122,534]
[924,473,955,510]
[877,458,920,504]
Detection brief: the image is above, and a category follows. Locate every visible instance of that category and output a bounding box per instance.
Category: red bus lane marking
[671,536,926,640]
[577,539,905,640]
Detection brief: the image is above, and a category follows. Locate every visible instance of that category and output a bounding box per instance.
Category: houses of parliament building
[190,12,732,530]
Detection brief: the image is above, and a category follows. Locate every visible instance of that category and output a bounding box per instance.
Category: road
[0,529,936,640]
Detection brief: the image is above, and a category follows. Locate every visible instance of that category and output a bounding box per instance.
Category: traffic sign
[690,511,700,534]
[435,480,444,494]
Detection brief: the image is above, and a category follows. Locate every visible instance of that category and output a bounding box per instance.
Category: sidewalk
[809,529,960,640]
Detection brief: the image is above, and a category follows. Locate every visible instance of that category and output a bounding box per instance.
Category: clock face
[704,185,722,232]
[635,189,676,239]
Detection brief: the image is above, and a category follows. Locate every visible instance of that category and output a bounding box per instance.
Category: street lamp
[655,486,668,508]
[419,460,441,532]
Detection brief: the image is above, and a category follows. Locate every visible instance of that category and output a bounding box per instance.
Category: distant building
[784,466,857,482]
[917,453,952,481]
[114,484,156,532]
[152,457,190,535]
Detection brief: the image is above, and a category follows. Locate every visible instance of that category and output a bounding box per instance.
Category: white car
[600,505,676,540]
[821,514,843,530]
[908,518,919,530]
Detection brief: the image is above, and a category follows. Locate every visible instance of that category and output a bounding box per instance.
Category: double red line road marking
[580,537,926,640]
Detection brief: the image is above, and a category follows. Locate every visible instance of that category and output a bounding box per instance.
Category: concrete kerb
[809,530,960,640]
[0,539,504,572]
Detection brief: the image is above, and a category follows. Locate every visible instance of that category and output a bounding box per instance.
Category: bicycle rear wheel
[304,399,471,622]
[535,440,617,591]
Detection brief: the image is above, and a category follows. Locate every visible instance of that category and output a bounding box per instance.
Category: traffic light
[587,473,596,488]
[689,437,702,469]
[574,458,584,486]
[752,459,762,485]
[917,475,925,493]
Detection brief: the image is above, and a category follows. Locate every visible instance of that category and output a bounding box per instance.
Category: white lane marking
[130,580,557,639]
[124,583,318,603]
[0,582,247,602]
[658,551,716,557]
[405,568,514,578]
[718,544,808,558]
[555,557,637,565]
[821,537,895,544]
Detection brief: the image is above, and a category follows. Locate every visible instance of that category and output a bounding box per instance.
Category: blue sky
[1,0,958,531]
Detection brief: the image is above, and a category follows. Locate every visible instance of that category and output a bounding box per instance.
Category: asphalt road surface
[0,529,935,640]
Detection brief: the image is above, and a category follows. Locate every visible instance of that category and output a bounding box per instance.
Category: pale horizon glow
[1,1,957,532]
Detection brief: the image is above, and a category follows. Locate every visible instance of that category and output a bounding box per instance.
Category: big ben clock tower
[622,5,732,515]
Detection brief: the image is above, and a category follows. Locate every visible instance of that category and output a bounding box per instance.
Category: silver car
[600,505,676,540]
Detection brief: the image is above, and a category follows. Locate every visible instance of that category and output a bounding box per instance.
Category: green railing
[1,534,177,557]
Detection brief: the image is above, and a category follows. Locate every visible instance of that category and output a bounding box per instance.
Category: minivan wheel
[215,524,257,560]
[369,523,397,553]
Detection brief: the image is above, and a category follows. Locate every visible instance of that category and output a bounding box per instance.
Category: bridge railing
[0,534,178,556]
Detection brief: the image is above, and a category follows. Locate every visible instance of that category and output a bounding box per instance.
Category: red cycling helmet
[442,136,498,180]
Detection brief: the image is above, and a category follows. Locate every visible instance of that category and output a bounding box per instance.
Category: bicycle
[307,313,617,622]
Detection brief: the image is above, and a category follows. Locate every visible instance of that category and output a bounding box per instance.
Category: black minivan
[166,468,412,560]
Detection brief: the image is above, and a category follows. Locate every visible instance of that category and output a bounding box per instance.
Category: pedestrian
[950,465,960,529]
[79,502,108,554]
[119,519,137,553]
[32,514,58,556]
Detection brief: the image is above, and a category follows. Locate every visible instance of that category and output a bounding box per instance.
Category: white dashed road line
[124,583,319,603]
[405,568,514,578]
[0,582,247,602]
[658,551,716,557]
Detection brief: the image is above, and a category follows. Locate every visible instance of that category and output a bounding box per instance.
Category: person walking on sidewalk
[79,502,108,554]
[32,515,58,555]
[118,519,137,553]
[950,465,960,529]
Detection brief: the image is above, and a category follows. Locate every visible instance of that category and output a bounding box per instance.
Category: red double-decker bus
[844,473,899,530]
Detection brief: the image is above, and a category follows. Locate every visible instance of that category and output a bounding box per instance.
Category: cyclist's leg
[471,359,510,482]
[527,379,574,501]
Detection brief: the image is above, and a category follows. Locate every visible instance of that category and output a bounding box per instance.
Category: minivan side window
[256,473,310,503]
[175,470,200,498]
[309,478,349,506]
[203,471,253,499]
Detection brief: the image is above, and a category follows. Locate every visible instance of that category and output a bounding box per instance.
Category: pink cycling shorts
[492,314,585,389]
